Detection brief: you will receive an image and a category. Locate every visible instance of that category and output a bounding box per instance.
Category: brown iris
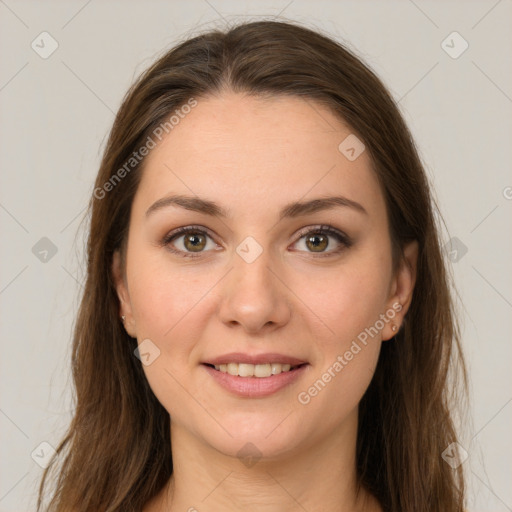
[184,232,207,252]
[305,233,328,252]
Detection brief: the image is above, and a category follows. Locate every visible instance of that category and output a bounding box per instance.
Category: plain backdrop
[0,1,511,510]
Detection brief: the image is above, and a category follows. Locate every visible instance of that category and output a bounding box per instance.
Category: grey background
[1,0,511,510]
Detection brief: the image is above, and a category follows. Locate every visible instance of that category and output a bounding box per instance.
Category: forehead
[133,92,385,221]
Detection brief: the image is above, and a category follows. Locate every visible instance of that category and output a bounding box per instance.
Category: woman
[38,19,467,512]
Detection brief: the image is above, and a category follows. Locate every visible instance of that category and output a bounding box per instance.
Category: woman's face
[114,92,416,461]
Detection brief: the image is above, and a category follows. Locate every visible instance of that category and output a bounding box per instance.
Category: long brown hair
[37,19,467,511]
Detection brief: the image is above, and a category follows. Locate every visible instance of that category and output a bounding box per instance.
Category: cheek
[128,242,205,333]
[127,255,219,419]
[297,341,381,432]
[297,249,391,405]
[308,254,392,349]
[127,248,221,376]
[296,269,386,423]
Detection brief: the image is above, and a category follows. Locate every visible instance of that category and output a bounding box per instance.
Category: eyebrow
[145,194,367,220]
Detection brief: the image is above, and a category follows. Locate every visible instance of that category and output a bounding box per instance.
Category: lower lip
[202,364,309,398]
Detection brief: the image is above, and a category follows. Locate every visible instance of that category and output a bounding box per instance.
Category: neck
[151,411,381,512]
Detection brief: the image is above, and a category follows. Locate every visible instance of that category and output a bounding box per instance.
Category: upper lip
[203,352,308,366]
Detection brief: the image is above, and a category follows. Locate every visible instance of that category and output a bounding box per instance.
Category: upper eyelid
[295,224,346,237]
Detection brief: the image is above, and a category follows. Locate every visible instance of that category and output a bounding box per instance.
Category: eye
[161,224,352,259]
[161,226,218,258]
[291,225,352,256]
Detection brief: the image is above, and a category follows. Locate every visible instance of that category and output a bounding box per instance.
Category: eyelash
[160,224,352,259]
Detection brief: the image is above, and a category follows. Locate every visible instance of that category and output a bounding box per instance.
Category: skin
[112,91,418,512]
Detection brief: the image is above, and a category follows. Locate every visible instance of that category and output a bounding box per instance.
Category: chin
[197,411,312,462]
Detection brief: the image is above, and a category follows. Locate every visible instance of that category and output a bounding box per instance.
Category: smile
[202,362,309,398]
[207,362,304,378]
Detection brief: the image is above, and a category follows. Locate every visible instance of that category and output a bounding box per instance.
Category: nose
[217,246,291,334]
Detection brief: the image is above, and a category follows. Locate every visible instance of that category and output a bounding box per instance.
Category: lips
[202,362,309,398]
[201,352,309,397]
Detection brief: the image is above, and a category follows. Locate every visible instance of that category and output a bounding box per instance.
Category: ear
[112,250,137,338]
[382,240,418,341]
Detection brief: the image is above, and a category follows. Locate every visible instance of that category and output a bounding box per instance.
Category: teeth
[239,363,254,377]
[254,363,271,377]
[212,362,297,377]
